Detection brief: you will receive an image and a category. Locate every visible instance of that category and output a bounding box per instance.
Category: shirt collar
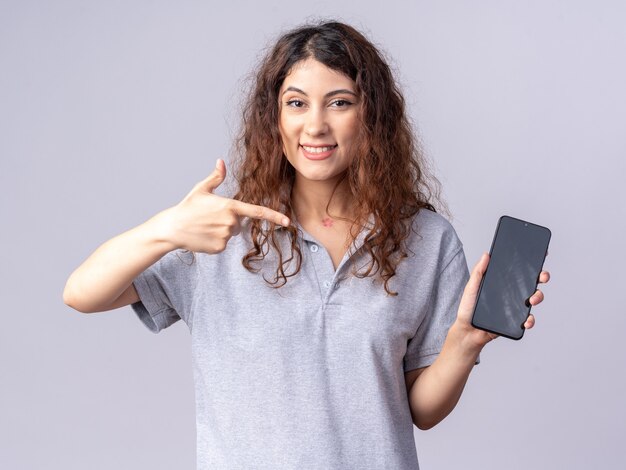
[269,214,379,251]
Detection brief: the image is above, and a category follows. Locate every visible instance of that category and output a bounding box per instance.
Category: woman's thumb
[201,159,227,193]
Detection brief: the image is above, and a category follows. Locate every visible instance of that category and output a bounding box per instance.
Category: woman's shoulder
[411,207,457,236]
[407,208,463,254]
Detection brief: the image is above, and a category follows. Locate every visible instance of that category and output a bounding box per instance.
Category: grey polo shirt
[131,208,469,470]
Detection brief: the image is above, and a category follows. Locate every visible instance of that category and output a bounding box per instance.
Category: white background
[2,1,624,468]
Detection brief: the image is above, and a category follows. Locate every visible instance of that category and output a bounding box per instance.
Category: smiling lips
[300,144,338,160]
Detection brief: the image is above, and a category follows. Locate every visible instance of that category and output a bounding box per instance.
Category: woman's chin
[294,169,347,185]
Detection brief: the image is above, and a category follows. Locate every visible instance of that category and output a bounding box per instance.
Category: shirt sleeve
[130,249,198,334]
[403,246,470,371]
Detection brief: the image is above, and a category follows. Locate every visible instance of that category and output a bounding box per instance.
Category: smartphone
[471,216,551,340]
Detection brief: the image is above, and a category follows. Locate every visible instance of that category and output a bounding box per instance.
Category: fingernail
[282,217,290,227]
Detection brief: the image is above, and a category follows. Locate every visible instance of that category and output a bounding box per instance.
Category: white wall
[2,1,624,468]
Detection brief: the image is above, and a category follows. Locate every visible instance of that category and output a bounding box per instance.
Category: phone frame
[470,215,551,340]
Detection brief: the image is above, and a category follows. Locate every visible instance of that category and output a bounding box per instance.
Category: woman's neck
[291,175,355,227]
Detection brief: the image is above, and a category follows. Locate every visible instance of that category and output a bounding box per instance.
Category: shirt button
[323,280,331,288]
[310,244,319,253]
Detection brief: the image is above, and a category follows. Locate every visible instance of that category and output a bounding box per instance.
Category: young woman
[64,21,549,470]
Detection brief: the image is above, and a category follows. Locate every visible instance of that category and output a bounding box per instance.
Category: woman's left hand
[454,253,551,349]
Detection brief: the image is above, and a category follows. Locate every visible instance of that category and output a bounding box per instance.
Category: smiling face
[278,58,360,187]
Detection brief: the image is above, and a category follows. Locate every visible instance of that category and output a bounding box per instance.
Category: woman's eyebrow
[281,86,357,98]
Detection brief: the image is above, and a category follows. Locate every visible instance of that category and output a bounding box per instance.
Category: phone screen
[471,216,551,340]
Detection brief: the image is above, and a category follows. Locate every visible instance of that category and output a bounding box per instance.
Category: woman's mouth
[300,144,338,160]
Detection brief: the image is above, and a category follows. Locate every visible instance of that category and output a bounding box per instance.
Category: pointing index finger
[230,200,290,227]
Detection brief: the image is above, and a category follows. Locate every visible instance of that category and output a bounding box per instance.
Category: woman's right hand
[154,159,290,254]
[64,158,286,312]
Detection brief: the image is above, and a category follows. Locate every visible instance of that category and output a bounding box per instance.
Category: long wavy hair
[231,20,442,295]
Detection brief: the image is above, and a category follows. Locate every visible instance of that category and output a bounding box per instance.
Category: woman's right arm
[63,212,176,313]
[63,159,290,314]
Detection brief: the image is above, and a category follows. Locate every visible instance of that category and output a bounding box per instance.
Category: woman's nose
[304,108,328,136]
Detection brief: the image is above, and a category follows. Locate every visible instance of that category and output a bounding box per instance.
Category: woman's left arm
[406,253,550,430]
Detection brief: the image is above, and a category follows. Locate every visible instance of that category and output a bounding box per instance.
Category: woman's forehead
[281,58,356,92]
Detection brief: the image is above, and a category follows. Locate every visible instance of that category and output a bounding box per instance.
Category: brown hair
[231,20,442,295]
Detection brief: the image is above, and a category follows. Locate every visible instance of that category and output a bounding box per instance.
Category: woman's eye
[286,99,305,108]
[331,99,352,107]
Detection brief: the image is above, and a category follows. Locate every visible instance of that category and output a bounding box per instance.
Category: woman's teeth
[301,145,336,153]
